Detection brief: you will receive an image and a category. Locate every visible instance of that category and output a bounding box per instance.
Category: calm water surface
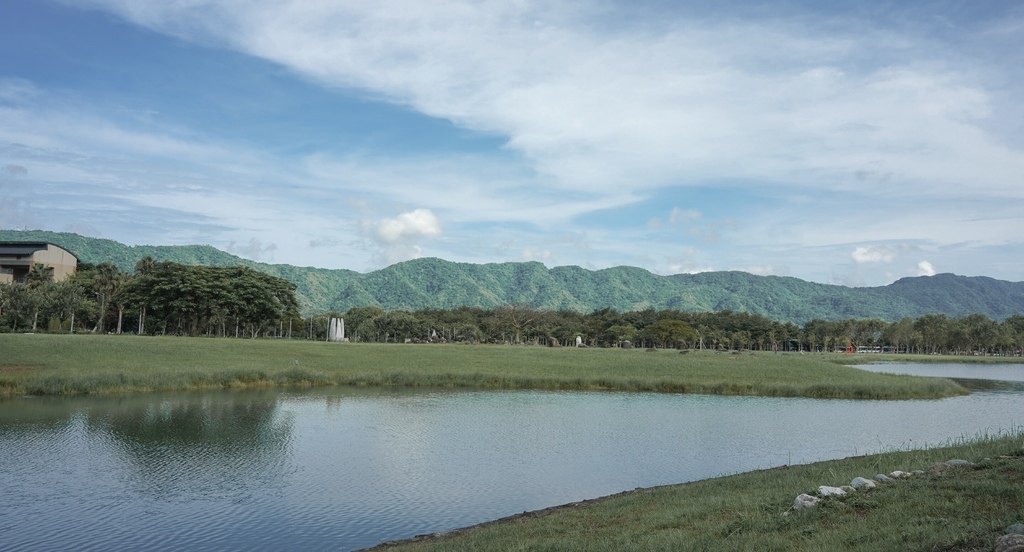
[1,363,1022,551]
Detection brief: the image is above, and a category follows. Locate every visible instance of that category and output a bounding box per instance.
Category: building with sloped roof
[0,242,78,284]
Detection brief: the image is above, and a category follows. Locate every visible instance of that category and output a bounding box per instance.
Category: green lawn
[364,433,1024,552]
[0,333,967,399]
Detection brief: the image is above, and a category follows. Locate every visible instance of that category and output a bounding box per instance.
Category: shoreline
[358,434,1024,551]
[359,472,780,551]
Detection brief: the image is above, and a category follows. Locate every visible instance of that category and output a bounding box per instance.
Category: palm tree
[111,270,130,334]
[25,264,54,331]
[91,263,120,333]
[134,256,156,276]
[25,263,54,289]
[132,256,156,334]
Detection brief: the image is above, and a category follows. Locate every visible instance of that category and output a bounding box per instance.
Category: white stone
[851,477,876,490]
[817,485,847,497]
[793,494,821,509]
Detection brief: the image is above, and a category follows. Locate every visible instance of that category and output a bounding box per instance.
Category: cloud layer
[79,0,1024,200]
[2,1,1021,285]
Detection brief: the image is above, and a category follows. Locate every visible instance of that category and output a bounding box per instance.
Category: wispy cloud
[78,1,1024,200]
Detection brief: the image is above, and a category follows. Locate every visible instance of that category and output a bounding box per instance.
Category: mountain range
[3,229,1022,323]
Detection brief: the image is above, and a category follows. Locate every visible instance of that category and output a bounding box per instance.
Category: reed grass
[365,431,1024,552]
[0,334,968,399]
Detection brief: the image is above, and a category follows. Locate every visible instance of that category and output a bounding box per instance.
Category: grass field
[365,432,1024,552]
[0,333,971,399]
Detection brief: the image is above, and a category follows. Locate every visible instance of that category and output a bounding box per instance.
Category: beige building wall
[0,242,79,283]
[32,244,78,281]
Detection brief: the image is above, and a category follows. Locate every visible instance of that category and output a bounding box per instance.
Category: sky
[1,0,1022,287]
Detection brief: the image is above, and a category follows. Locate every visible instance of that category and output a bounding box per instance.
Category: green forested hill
[3,230,1023,322]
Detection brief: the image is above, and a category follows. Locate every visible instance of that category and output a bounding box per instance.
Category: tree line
[316,305,1022,356]
[2,260,1022,356]
[0,258,299,338]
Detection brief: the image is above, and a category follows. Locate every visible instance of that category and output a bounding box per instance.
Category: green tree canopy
[644,319,699,348]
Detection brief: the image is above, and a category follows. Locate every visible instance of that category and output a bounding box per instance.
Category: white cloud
[851,246,897,264]
[375,208,441,243]
[377,243,425,266]
[226,237,277,262]
[917,260,936,276]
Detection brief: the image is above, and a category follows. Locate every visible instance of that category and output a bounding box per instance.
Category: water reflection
[952,378,1024,394]
[88,391,292,500]
[0,391,293,551]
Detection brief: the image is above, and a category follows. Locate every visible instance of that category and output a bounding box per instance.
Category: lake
[1,363,1022,551]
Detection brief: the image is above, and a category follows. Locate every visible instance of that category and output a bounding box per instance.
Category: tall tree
[495,303,540,344]
[882,317,916,354]
[915,314,950,355]
[1003,315,1024,356]
[78,262,123,333]
[1,283,33,331]
[131,256,156,334]
[43,279,88,333]
[24,264,54,330]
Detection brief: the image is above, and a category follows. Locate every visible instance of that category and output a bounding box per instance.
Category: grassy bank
[0,334,968,399]
[841,353,1024,366]
[366,432,1024,552]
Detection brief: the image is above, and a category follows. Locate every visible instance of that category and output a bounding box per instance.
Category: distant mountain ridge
[3,230,1022,323]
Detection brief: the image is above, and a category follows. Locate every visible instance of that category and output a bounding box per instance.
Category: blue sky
[1,0,1022,286]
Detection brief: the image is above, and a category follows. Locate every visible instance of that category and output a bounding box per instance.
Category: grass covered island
[0,333,972,399]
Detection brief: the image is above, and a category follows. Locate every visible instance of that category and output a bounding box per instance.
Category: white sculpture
[328,318,347,342]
